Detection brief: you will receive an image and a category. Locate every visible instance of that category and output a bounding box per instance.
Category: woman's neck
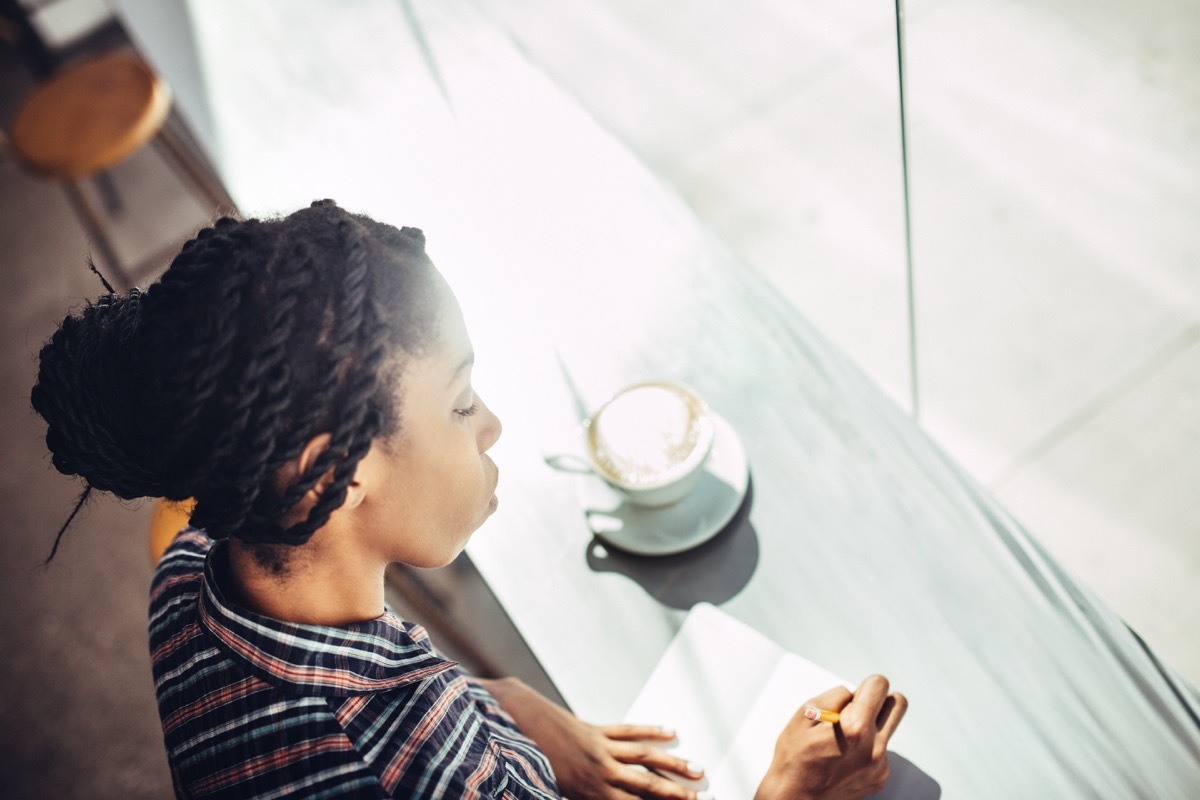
[223,535,387,627]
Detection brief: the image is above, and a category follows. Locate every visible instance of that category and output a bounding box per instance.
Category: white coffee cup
[547,381,715,507]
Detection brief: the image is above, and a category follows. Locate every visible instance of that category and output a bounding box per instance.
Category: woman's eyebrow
[447,351,475,387]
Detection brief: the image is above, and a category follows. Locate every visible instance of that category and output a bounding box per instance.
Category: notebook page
[622,603,784,779]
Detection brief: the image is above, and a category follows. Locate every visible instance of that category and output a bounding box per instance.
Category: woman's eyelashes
[454,402,479,418]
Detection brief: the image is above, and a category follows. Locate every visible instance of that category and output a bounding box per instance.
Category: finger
[608,740,705,780]
[600,723,678,742]
[609,763,702,799]
[845,674,890,724]
[875,692,908,745]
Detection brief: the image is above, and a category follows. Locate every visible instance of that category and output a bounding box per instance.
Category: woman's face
[352,275,502,568]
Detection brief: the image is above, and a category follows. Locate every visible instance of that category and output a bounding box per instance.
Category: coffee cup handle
[542,420,597,475]
[543,452,595,474]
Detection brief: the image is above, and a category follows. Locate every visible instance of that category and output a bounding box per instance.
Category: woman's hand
[755,675,907,800]
[482,677,707,799]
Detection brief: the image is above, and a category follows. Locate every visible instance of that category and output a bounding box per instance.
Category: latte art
[587,383,710,487]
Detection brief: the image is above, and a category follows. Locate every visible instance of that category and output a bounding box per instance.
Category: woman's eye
[454,403,479,418]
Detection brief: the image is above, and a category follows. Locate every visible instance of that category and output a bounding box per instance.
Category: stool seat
[11,52,172,179]
[149,498,195,564]
[8,49,233,289]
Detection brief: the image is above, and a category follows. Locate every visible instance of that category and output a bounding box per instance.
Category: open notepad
[623,603,939,799]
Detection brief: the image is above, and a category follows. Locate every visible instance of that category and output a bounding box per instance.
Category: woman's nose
[475,395,502,453]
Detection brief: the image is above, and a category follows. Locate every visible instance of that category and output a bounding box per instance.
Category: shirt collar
[198,540,456,696]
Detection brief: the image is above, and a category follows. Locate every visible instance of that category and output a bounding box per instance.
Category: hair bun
[35,202,436,551]
[32,290,179,500]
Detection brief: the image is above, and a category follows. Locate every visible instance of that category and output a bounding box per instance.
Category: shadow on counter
[585,478,759,608]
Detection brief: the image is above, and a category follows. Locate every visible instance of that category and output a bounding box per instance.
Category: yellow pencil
[802,706,841,724]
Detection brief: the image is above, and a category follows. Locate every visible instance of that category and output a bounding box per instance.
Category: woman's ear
[277,433,371,527]
[340,444,376,510]
[275,433,336,528]
[292,432,373,510]
[292,433,344,507]
[294,432,335,497]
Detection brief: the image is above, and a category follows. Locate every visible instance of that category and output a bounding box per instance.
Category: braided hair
[31,200,439,561]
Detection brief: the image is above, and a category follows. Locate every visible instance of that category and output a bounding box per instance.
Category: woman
[32,201,904,799]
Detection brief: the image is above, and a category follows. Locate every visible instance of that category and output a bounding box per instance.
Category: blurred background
[1,0,1196,796]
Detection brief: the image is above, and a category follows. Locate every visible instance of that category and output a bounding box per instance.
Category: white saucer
[576,412,749,556]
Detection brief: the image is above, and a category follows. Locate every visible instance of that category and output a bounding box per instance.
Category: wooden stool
[9,50,233,288]
[148,497,195,565]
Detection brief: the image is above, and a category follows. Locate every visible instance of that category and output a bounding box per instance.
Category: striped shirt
[149,529,560,799]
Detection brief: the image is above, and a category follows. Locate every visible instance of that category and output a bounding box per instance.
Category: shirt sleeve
[462,676,562,799]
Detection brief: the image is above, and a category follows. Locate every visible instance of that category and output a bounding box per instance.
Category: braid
[188,231,313,539]
[148,222,256,495]
[272,216,390,544]
[42,485,92,566]
[32,200,439,557]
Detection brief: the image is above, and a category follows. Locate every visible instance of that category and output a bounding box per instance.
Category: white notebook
[623,603,939,799]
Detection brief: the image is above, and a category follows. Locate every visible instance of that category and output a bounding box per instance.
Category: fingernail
[659,726,676,737]
[687,761,705,776]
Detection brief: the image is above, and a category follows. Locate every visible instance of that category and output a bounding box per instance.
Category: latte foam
[587,383,708,487]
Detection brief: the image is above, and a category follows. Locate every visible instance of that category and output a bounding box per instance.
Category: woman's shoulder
[149,527,211,614]
[156,526,212,569]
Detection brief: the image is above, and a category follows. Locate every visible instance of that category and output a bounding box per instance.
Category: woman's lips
[486,458,499,512]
